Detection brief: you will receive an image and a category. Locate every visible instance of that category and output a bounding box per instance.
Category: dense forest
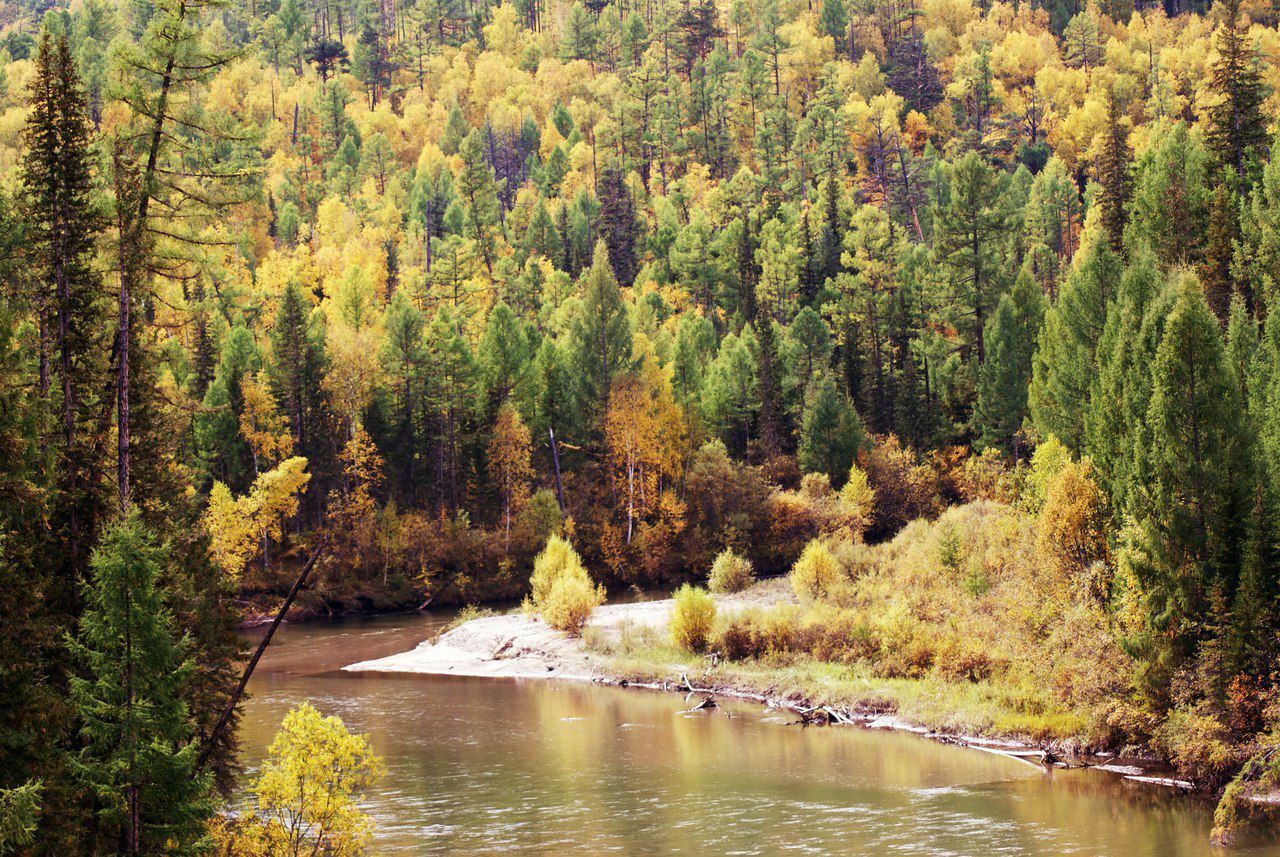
[3,0,1280,845]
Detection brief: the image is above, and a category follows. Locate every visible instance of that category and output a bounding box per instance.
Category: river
[238,610,1280,856]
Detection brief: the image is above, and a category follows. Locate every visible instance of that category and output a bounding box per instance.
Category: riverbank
[344,580,1191,789]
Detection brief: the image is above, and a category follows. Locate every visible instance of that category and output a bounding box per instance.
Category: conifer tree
[1200,178,1242,322]
[1030,239,1121,451]
[974,269,1044,452]
[20,31,109,568]
[798,373,865,482]
[1207,0,1269,178]
[934,151,1009,362]
[1095,93,1132,256]
[596,162,638,287]
[1134,278,1247,653]
[68,513,213,853]
[570,241,633,436]
[458,129,503,275]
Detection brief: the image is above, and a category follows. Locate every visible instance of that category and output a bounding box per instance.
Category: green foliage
[67,513,214,852]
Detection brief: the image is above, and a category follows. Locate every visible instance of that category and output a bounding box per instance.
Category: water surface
[239,611,1279,855]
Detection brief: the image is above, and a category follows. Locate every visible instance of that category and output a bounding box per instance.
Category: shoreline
[343,583,1195,791]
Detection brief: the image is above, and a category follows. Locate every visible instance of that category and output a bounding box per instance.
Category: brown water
[238,611,1279,856]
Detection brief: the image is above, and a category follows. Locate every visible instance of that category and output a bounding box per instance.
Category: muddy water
[238,611,1278,856]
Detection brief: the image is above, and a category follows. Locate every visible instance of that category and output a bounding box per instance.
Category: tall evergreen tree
[596,162,638,288]
[68,514,213,853]
[20,30,108,570]
[1095,92,1132,256]
[570,241,633,438]
[974,269,1044,452]
[934,151,1009,362]
[1206,0,1269,177]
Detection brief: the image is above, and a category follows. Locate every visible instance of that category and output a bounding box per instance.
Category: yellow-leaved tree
[205,456,311,580]
[212,702,384,856]
[239,369,294,475]
[487,404,533,547]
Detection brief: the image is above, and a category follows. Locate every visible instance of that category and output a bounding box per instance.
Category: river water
[238,611,1279,856]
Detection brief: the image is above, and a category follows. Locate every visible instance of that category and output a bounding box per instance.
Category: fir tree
[20,30,109,569]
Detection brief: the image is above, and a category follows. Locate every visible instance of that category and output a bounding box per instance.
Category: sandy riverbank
[344,581,792,680]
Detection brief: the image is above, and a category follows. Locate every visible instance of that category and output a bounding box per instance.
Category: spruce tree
[1095,92,1132,256]
[68,513,213,853]
[596,162,638,287]
[1207,0,1269,178]
[457,129,503,275]
[20,30,108,569]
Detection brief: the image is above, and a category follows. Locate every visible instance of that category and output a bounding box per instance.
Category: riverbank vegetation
[2,0,1280,844]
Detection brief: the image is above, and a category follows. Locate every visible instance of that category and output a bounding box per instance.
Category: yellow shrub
[790,539,842,602]
[528,534,605,634]
[670,584,716,651]
[541,569,606,634]
[707,549,754,593]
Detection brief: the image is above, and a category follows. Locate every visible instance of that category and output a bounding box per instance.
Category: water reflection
[238,612,1278,856]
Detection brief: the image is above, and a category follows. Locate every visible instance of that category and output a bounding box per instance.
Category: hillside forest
[3,0,1280,846]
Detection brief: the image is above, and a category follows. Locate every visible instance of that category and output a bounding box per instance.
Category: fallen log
[194,536,329,775]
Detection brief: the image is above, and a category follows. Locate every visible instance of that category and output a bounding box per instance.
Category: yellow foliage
[790,539,844,603]
[669,584,716,652]
[708,549,755,594]
[205,457,311,580]
[527,535,605,634]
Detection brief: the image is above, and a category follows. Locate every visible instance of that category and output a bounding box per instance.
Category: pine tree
[570,241,633,436]
[1095,93,1132,256]
[818,0,847,52]
[1207,0,1269,178]
[68,513,213,853]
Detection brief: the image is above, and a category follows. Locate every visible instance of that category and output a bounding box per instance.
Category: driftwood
[194,536,329,774]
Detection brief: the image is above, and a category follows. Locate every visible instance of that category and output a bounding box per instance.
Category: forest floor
[343,579,1191,789]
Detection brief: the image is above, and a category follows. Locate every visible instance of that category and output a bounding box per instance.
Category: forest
[2,0,1280,845]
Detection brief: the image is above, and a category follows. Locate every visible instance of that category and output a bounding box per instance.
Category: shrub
[670,584,716,652]
[1036,458,1110,596]
[862,436,941,540]
[790,539,842,603]
[708,549,754,593]
[527,535,605,634]
[541,571,606,634]
[838,464,876,534]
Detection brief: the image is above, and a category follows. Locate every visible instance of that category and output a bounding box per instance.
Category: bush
[527,535,605,634]
[708,549,754,593]
[670,584,716,652]
[790,539,842,602]
[541,571,606,634]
